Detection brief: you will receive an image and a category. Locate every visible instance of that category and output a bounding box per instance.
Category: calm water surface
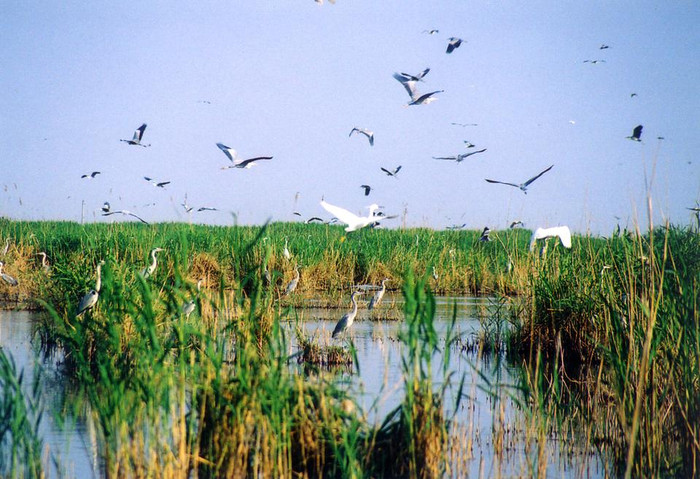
[0,297,608,478]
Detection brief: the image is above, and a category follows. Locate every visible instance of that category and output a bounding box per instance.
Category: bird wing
[412,90,443,104]
[156,181,170,187]
[394,165,402,174]
[320,200,362,226]
[523,165,554,187]
[433,156,457,161]
[485,179,520,188]
[393,73,419,100]
[463,148,487,158]
[360,185,371,195]
[380,167,393,176]
[216,143,238,162]
[133,124,147,142]
[633,125,643,139]
[234,156,273,168]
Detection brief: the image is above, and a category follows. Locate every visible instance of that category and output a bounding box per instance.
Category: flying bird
[81,171,101,179]
[583,60,606,64]
[529,226,572,251]
[395,68,430,82]
[381,165,402,178]
[217,143,273,169]
[332,290,364,338]
[599,44,610,49]
[463,141,476,148]
[196,207,218,212]
[101,202,111,213]
[393,73,443,106]
[451,122,478,127]
[349,127,374,146]
[446,223,466,230]
[422,29,439,35]
[509,220,524,229]
[320,199,396,232]
[120,123,150,147]
[485,164,554,194]
[446,37,463,54]
[102,209,149,224]
[144,177,170,188]
[360,185,372,196]
[479,227,492,242]
[433,149,487,163]
[627,125,643,142]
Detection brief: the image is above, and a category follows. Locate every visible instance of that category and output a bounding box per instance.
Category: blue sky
[2,1,698,235]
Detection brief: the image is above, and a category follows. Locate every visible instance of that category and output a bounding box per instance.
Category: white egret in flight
[320,200,396,232]
[393,73,443,106]
[349,128,374,146]
[529,226,572,251]
[485,165,554,194]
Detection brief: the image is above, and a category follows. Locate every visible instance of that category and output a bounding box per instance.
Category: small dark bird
[197,207,218,212]
[479,227,492,242]
[144,177,170,188]
[599,44,610,49]
[509,220,524,229]
[120,123,150,147]
[627,125,643,142]
[463,141,476,148]
[360,185,372,196]
[446,37,463,54]
[486,165,554,194]
[422,29,439,35]
[81,171,101,179]
[381,166,402,178]
[349,127,374,146]
[583,60,606,64]
[630,93,638,98]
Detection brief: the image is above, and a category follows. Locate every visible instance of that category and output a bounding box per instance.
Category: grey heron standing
[141,248,164,278]
[284,265,300,296]
[332,290,364,338]
[368,278,389,310]
[182,279,203,318]
[77,261,105,316]
[0,261,18,286]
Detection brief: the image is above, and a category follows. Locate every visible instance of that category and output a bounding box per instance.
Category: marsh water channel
[1,296,611,478]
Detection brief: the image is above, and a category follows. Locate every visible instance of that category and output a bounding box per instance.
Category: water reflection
[0,296,607,478]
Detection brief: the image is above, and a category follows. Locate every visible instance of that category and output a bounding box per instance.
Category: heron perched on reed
[141,248,164,278]
[332,290,364,338]
[77,261,105,316]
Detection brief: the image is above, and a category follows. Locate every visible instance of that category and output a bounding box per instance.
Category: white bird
[102,210,149,224]
[368,278,389,310]
[141,248,164,278]
[393,73,443,106]
[0,261,18,286]
[217,143,273,169]
[433,149,487,163]
[446,37,464,54]
[77,261,104,316]
[320,199,396,232]
[332,290,364,338]
[283,238,291,260]
[485,165,554,194]
[2,238,10,256]
[349,128,374,146]
[120,123,150,147]
[182,279,203,318]
[37,252,50,273]
[529,226,572,251]
[381,165,402,178]
[284,265,300,296]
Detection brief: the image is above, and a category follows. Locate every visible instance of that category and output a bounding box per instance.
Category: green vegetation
[0,218,697,477]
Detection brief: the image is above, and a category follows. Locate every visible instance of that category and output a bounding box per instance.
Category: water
[0,297,608,478]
